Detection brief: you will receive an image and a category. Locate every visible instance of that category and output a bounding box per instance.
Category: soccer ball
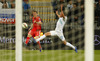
[22,23,28,28]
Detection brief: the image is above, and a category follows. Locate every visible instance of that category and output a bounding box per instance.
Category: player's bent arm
[56,11,60,18]
[35,21,42,25]
[56,13,60,18]
[61,11,65,18]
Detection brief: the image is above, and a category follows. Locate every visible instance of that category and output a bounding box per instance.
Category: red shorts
[28,29,41,38]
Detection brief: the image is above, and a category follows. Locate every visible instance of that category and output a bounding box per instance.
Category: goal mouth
[0,0,95,61]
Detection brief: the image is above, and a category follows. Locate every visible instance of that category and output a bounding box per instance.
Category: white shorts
[50,30,65,41]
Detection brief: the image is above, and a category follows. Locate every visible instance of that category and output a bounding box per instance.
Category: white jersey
[50,16,67,41]
[55,16,67,31]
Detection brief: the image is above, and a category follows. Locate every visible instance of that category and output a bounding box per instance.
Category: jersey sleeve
[36,17,41,22]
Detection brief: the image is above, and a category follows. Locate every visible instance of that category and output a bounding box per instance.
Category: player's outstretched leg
[25,34,32,44]
[75,47,78,53]
[36,32,51,42]
[63,40,78,53]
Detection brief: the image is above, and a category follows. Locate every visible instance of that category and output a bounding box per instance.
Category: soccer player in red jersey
[25,10,42,52]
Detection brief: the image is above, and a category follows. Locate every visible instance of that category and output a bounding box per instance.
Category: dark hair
[32,10,38,13]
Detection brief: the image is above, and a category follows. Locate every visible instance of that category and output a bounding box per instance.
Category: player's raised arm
[56,11,60,18]
[61,4,65,18]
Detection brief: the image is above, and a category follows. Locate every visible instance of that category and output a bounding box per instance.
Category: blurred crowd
[0,0,15,9]
[52,0,100,26]
[23,0,30,11]
[22,0,100,26]
[52,0,84,25]
[23,0,31,22]
[95,0,100,26]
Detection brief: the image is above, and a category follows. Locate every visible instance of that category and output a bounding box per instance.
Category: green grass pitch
[0,50,100,61]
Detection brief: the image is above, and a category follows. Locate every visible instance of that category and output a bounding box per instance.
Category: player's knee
[45,32,51,36]
[27,34,32,38]
[63,41,66,45]
[35,36,39,39]
[44,33,48,36]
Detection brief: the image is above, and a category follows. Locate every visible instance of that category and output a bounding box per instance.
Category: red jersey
[32,16,41,30]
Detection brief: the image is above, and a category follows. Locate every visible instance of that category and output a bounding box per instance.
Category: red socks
[26,37,42,49]
[25,37,30,44]
[37,41,41,48]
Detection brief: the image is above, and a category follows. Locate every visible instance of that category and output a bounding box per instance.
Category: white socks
[36,35,46,42]
[66,42,75,50]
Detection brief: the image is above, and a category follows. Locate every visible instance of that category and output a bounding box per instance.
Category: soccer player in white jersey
[36,4,77,53]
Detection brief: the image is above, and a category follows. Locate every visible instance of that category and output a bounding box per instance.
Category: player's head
[60,11,64,17]
[32,10,38,17]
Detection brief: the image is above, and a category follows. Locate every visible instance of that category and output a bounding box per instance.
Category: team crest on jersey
[39,18,40,20]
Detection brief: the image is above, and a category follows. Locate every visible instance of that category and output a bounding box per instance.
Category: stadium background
[0,0,100,50]
[23,0,85,50]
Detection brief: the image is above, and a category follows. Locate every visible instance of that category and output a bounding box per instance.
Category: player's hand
[56,11,58,14]
[34,21,36,23]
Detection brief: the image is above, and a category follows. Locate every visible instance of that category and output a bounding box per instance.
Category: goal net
[0,5,15,61]
[22,0,93,61]
[0,0,94,61]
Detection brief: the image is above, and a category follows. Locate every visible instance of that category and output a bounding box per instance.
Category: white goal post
[85,0,94,61]
[15,0,22,61]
